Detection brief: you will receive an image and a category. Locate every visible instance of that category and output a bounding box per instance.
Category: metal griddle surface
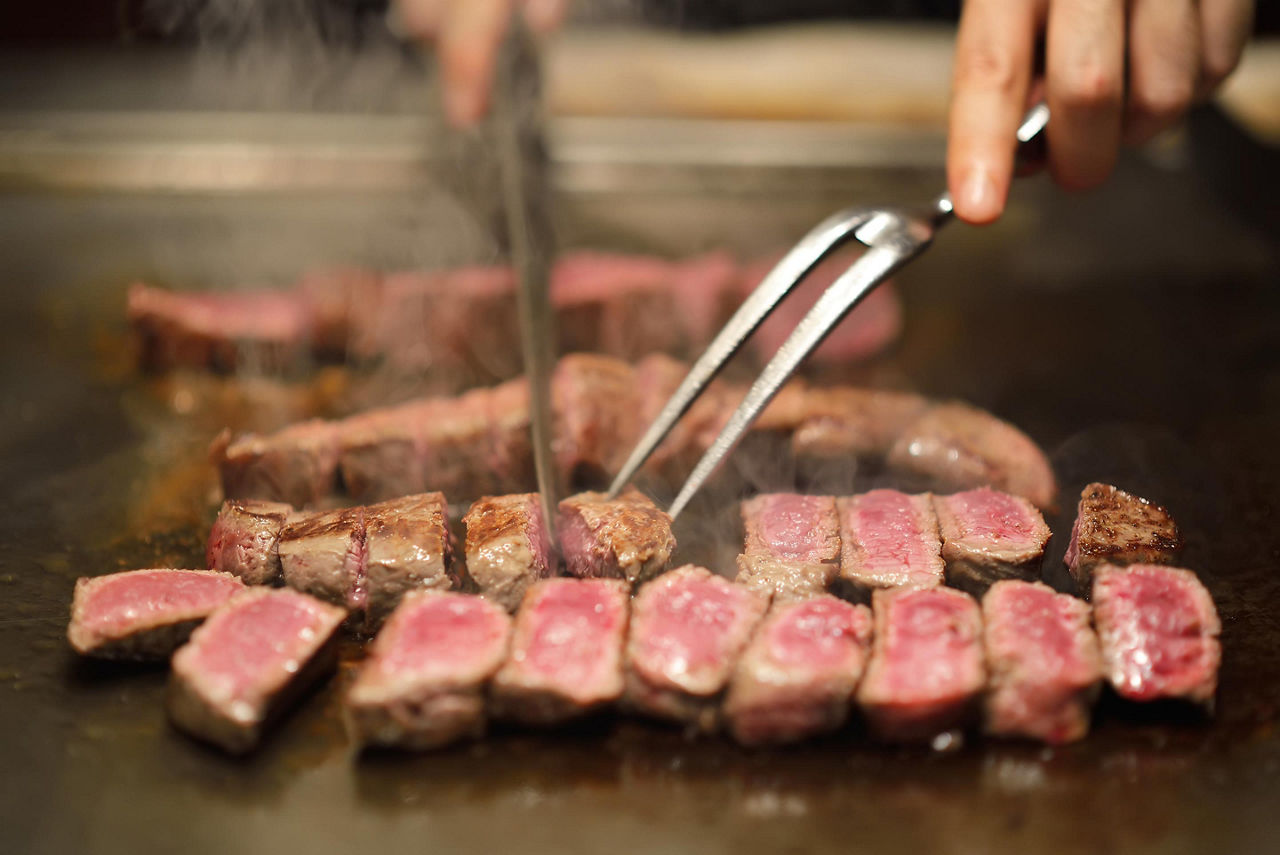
[2,140,1279,855]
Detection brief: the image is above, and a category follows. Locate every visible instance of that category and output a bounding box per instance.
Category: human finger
[439,0,513,127]
[1123,0,1199,145]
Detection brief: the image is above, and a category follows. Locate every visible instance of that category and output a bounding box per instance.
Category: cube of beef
[857,587,985,742]
[838,489,944,593]
[168,588,346,754]
[463,494,555,612]
[982,580,1102,744]
[1092,564,1221,706]
[557,490,676,585]
[887,402,1057,510]
[206,499,294,585]
[552,353,637,484]
[625,565,769,732]
[68,569,246,660]
[213,419,342,508]
[420,389,500,498]
[491,578,630,725]
[362,493,456,626]
[345,591,512,750]
[336,402,430,504]
[736,494,841,600]
[933,488,1051,595]
[487,378,536,495]
[724,596,873,746]
[791,388,928,461]
[278,507,366,611]
[1064,482,1183,588]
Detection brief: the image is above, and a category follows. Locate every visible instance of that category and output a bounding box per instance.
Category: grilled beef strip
[1064,482,1183,588]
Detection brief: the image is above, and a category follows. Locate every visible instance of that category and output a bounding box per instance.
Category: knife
[493,19,560,536]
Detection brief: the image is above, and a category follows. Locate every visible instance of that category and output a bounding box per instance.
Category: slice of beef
[278,506,367,611]
[213,418,342,508]
[1092,564,1221,706]
[362,493,456,626]
[625,565,769,732]
[838,490,944,593]
[68,569,246,660]
[552,353,637,484]
[345,591,512,750]
[487,378,536,495]
[557,490,676,585]
[933,488,1051,595]
[420,388,500,498]
[632,353,701,479]
[723,595,873,746]
[552,252,675,355]
[490,578,630,725]
[168,588,346,753]
[295,267,383,357]
[982,580,1102,743]
[887,402,1057,510]
[736,494,841,599]
[791,387,929,461]
[1064,482,1183,588]
[336,401,431,504]
[856,586,986,742]
[206,499,294,585]
[463,493,555,612]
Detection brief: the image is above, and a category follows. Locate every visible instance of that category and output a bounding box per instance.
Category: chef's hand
[947,0,1253,224]
[395,0,570,127]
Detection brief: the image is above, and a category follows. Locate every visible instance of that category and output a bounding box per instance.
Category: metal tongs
[608,103,1051,519]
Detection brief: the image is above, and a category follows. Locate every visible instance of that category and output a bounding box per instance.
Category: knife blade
[493,19,560,536]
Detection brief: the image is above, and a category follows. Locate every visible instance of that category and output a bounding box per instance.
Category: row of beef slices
[213,352,1057,511]
[129,250,902,378]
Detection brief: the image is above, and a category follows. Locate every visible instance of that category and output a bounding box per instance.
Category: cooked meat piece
[277,507,366,611]
[68,569,246,660]
[887,402,1057,510]
[362,493,456,626]
[487,378,536,495]
[336,402,431,504]
[557,490,676,585]
[857,587,985,742]
[1092,564,1221,706]
[632,353,701,478]
[838,489,944,593]
[420,389,501,498]
[736,494,841,599]
[552,354,638,483]
[168,588,346,754]
[791,388,929,461]
[463,493,555,612]
[206,499,294,585]
[625,565,769,732]
[1064,482,1183,588]
[933,488,1051,594]
[490,578,630,725]
[982,580,1102,744]
[213,419,342,508]
[345,591,512,750]
[723,596,873,746]
[294,267,383,356]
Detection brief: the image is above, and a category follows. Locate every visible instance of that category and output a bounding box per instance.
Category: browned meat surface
[1064,482,1183,588]
[362,493,455,626]
[277,507,366,610]
[552,354,638,483]
[791,388,928,461]
[463,493,555,612]
[205,499,294,585]
[213,419,342,509]
[336,402,431,504]
[557,490,676,586]
[736,494,841,599]
[933,488,1051,594]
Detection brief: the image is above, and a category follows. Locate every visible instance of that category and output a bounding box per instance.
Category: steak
[887,402,1057,510]
[345,591,512,750]
[68,569,246,660]
[933,488,1051,594]
[1092,564,1221,706]
[336,402,430,504]
[791,387,928,461]
[982,580,1102,743]
[736,494,841,599]
[856,586,986,741]
[463,493,555,612]
[486,378,536,494]
[168,588,346,754]
[723,596,873,746]
[205,499,294,585]
[837,489,944,593]
[490,578,630,725]
[557,490,676,585]
[213,418,342,509]
[277,506,367,611]
[420,388,503,498]
[1064,482,1183,588]
[552,354,638,483]
[625,565,769,732]
[362,493,455,626]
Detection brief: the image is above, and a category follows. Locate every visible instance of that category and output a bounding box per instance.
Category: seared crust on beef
[278,507,366,610]
[463,493,554,612]
[214,419,341,509]
[362,493,454,625]
[557,490,676,585]
[1065,483,1182,587]
[206,499,294,585]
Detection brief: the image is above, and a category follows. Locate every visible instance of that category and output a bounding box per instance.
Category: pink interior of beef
[82,571,244,632]
[1063,503,1084,569]
[526,498,553,576]
[882,591,981,701]
[766,599,869,669]
[344,509,369,611]
[636,578,752,681]
[988,583,1088,674]
[519,582,624,686]
[377,596,507,679]
[756,494,834,562]
[1099,568,1216,698]
[848,490,935,576]
[557,509,609,577]
[184,593,334,701]
[944,488,1041,545]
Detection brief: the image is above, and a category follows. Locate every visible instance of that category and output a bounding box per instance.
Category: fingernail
[958,165,1000,223]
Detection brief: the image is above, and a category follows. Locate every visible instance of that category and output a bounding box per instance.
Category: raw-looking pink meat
[838,490,944,592]
[737,494,841,600]
[933,488,1050,594]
